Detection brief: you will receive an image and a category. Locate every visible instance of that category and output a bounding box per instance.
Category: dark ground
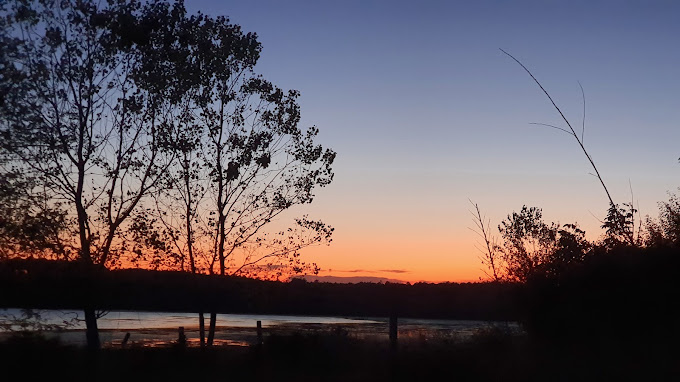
[1,326,676,382]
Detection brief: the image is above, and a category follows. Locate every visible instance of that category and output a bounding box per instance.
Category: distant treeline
[1,259,518,321]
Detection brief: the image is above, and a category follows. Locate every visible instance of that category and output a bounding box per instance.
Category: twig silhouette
[469,199,501,282]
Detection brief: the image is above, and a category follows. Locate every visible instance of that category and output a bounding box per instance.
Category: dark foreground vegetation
[0,329,517,382]
[1,318,676,382]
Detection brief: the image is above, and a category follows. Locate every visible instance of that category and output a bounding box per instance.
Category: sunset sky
[188,0,680,283]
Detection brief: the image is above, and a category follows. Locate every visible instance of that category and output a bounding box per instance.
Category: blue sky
[187,1,680,282]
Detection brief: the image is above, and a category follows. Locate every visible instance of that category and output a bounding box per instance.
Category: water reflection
[1,309,520,348]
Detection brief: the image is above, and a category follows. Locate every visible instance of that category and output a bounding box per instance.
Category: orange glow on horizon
[106,239,487,284]
[299,234,489,284]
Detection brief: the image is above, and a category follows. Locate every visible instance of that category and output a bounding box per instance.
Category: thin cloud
[297,275,408,284]
[326,269,369,273]
[324,269,410,274]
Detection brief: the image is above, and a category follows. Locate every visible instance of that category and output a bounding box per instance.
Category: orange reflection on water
[105,338,250,348]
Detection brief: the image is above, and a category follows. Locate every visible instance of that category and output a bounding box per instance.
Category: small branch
[529,122,572,135]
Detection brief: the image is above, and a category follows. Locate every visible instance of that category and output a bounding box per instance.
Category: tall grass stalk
[500,49,635,246]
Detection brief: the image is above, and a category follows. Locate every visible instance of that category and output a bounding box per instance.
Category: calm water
[0,308,518,347]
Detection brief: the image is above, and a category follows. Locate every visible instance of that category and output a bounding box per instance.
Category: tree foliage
[645,190,680,247]
[0,0,182,268]
[114,1,337,280]
[477,196,678,284]
[495,206,590,282]
[471,203,592,283]
[1,0,335,349]
[0,165,71,260]
[600,202,639,249]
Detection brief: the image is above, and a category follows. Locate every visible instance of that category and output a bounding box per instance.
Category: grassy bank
[1,325,675,382]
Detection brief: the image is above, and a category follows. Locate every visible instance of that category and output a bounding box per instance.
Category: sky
[186,0,680,283]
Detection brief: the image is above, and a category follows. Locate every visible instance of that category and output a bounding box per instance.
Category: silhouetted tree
[144,110,210,345]
[96,1,336,345]
[545,223,591,278]
[0,0,227,349]
[0,2,70,261]
[0,162,71,260]
[600,202,639,249]
[497,206,556,282]
[645,189,680,247]
[2,0,335,350]
[492,206,590,282]
[199,75,335,343]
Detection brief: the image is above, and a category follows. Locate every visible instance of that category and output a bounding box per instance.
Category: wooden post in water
[255,320,264,362]
[178,326,187,348]
[389,312,399,379]
[121,332,130,348]
[256,320,263,347]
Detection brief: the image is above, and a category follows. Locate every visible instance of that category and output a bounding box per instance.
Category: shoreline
[0,319,515,349]
[1,322,390,348]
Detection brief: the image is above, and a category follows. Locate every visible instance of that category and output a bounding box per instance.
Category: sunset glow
[176,0,680,283]
[3,1,679,285]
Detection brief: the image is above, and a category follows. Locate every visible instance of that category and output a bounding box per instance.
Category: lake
[0,308,519,348]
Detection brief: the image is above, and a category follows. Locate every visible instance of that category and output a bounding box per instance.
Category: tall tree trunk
[76,161,101,350]
[206,211,226,345]
[207,312,217,346]
[82,261,101,350]
[206,128,226,347]
[84,307,100,351]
